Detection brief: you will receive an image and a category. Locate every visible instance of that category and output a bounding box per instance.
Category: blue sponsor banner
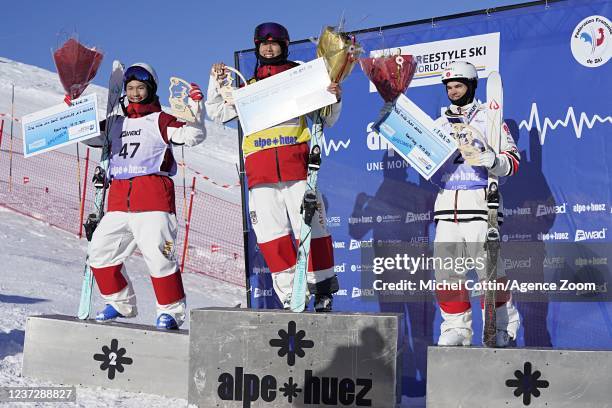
[238,0,612,400]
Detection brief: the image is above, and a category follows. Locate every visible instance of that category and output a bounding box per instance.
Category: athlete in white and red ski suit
[85,63,206,329]
[432,61,521,346]
[205,22,341,311]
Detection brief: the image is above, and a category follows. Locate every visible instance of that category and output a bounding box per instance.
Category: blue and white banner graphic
[237,0,612,399]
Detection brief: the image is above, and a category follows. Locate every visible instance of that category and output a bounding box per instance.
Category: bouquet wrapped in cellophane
[359,50,417,102]
[316,26,362,115]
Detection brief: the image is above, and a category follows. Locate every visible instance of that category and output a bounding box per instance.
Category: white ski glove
[477,150,498,169]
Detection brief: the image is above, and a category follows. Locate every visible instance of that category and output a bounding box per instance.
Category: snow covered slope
[0,56,241,203]
[0,206,244,406]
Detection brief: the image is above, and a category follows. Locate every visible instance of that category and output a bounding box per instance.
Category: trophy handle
[216,66,247,105]
[225,66,247,86]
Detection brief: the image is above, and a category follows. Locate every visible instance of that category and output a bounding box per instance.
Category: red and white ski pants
[89,211,186,324]
[248,180,335,305]
[434,220,520,338]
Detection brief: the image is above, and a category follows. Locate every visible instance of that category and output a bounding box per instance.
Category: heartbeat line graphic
[519,102,612,145]
[320,133,351,156]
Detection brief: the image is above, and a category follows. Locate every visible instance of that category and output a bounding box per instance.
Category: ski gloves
[189,83,204,101]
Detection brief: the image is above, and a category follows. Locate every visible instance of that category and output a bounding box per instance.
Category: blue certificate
[21,94,100,158]
[373,94,458,180]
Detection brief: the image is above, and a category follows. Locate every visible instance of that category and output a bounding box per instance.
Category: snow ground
[0,206,244,407]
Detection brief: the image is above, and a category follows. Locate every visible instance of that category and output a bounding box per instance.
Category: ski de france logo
[570,15,611,68]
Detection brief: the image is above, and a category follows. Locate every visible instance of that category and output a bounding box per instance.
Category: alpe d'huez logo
[217,320,373,407]
[269,320,314,366]
[505,361,549,406]
[93,339,133,380]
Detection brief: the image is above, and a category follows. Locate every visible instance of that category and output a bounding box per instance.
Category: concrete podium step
[427,346,612,407]
[188,307,403,408]
[22,314,188,398]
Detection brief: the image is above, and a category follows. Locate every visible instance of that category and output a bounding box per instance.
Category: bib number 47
[118,142,140,159]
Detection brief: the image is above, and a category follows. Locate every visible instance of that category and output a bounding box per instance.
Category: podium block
[188,308,402,408]
[22,314,188,398]
[427,346,612,407]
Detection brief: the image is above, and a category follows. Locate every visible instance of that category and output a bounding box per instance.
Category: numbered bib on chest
[432,114,489,190]
[109,112,173,179]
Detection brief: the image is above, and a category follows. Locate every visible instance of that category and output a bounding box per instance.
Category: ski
[78,60,124,320]
[483,71,503,346]
[290,112,324,312]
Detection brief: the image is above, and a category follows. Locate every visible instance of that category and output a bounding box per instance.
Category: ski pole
[76,144,82,210]
[8,85,15,193]
[180,176,196,273]
[78,148,90,239]
[0,119,4,150]
[181,146,187,222]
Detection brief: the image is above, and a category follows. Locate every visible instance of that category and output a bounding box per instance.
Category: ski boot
[95,304,124,322]
[314,294,333,312]
[438,328,472,346]
[156,313,179,330]
[494,330,516,348]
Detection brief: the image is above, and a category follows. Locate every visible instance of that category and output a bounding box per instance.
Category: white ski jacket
[432,102,520,223]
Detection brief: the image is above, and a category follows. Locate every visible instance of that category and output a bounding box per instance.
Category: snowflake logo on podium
[93,338,133,380]
[269,320,314,366]
[505,361,549,405]
[279,376,302,403]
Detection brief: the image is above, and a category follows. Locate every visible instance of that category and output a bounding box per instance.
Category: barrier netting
[0,133,245,287]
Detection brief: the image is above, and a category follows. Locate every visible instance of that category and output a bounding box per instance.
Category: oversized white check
[232,57,337,136]
[21,94,100,158]
[373,94,458,180]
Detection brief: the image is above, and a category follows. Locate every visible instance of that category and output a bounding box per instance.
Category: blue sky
[1,0,531,102]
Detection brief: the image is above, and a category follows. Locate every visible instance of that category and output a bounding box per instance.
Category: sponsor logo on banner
[503,207,532,217]
[326,216,341,227]
[375,214,403,223]
[333,241,346,249]
[252,266,270,275]
[350,264,374,273]
[538,232,570,241]
[348,216,374,225]
[335,289,348,296]
[575,257,608,267]
[254,287,274,298]
[334,263,346,273]
[536,203,566,217]
[502,233,533,242]
[575,228,607,242]
[352,287,376,298]
[369,32,500,88]
[544,257,565,269]
[503,258,532,270]
[405,211,431,223]
[376,239,406,247]
[572,203,607,213]
[350,239,374,250]
[570,15,612,68]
